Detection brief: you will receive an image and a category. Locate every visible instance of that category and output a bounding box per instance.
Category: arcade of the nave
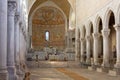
[0,0,120,80]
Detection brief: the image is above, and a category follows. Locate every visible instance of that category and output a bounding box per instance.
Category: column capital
[8,1,17,16]
[92,33,100,39]
[80,38,85,42]
[86,35,91,41]
[76,39,80,42]
[114,24,120,31]
[102,28,110,38]
[15,12,20,23]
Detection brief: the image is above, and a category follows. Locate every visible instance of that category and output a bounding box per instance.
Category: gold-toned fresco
[32,6,65,50]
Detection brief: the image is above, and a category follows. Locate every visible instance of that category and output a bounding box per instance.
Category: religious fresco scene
[32,6,65,51]
[0,0,120,80]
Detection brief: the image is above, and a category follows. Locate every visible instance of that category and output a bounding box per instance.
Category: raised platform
[26,61,80,68]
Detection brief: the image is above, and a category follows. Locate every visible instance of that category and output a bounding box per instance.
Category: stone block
[96,68,102,72]
[108,70,117,76]
[88,66,93,71]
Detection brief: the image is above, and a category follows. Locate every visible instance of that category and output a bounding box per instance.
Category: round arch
[29,1,67,36]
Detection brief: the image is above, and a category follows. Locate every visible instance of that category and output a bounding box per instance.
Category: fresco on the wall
[32,6,65,50]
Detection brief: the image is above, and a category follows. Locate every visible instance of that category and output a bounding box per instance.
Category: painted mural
[32,6,65,50]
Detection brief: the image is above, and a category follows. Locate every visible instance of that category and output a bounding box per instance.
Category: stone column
[86,35,91,64]
[0,0,8,79]
[102,29,110,67]
[7,1,17,80]
[93,33,100,65]
[80,38,85,62]
[75,39,80,61]
[14,12,21,79]
[114,24,120,68]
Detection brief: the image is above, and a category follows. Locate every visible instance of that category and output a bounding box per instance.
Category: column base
[17,70,24,80]
[7,66,17,80]
[0,68,8,80]
[94,60,100,66]
[102,62,110,67]
[114,62,120,68]
[75,56,80,62]
[86,58,91,65]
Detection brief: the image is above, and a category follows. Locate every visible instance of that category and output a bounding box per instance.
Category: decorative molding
[8,1,17,16]
[114,24,120,31]
[102,29,110,38]
[15,12,20,23]
[92,33,100,39]
[86,35,91,41]
[80,38,85,42]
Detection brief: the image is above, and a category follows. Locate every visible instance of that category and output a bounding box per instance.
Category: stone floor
[28,61,120,80]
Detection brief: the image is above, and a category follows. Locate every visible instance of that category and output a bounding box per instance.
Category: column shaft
[86,36,91,64]
[93,33,100,65]
[15,13,21,79]
[75,39,80,61]
[0,0,8,79]
[114,25,120,68]
[7,1,17,80]
[80,38,85,62]
[102,29,110,67]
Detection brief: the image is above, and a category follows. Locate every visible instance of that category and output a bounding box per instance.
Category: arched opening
[98,17,103,65]
[90,22,93,59]
[83,26,86,62]
[108,11,116,66]
[77,29,81,60]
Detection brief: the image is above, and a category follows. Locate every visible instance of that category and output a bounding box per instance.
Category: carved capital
[92,33,100,39]
[102,28,110,38]
[80,38,85,42]
[8,1,17,16]
[86,35,91,41]
[76,39,80,42]
[114,24,120,31]
[15,12,20,23]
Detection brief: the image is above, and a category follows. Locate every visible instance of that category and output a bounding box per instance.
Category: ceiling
[28,0,71,19]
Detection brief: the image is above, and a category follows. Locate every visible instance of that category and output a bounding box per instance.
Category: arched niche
[89,22,93,58]
[108,11,116,64]
[97,17,103,64]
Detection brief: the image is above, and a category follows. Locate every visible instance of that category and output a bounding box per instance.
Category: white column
[93,33,100,65]
[14,12,21,79]
[80,38,85,62]
[102,29,110,67]
[0,0,8,79]
[86,35,91,64]
[114,24,120,68]
[75,39,80,61]
[7,1,17,80]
